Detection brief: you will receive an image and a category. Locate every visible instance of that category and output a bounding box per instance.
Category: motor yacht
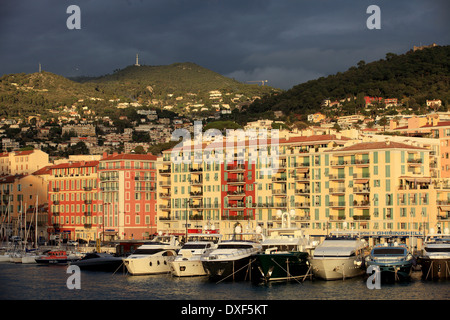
[309,231,367,280]
[418,231,450,280]
[252,211,314,283]
[201,229,263,282]
[170,233,222,277]
[123,235,181,275]
[70,252,125,272]
[366,242,413,282]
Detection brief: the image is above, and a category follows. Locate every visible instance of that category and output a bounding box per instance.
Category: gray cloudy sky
[0,0,449,89]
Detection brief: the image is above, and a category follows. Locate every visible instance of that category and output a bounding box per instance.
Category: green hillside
[245,45,450,120]
[0,62,279,119]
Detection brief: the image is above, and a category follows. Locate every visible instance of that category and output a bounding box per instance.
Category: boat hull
[0,255,11,263]
[418,257,450,280]
[170,259,207,277]
[71,258,124,272]
[123,255,175,275]
[309,257,365,280]
[35,257,80,265]
[202,256,257,282]
[366,260,412,282]
[253,252,310,283]
[21,255,38,264]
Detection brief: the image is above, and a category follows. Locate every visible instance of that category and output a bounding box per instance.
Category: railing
[220,215,254,221]
[329,201,346,207]
[329,188,346,193]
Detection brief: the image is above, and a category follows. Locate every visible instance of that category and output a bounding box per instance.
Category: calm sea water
[0,263,448,302]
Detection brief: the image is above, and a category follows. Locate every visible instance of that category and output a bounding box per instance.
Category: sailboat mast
[35,195,38,248]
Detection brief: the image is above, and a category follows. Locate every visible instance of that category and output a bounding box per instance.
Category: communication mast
[246,80,268,86]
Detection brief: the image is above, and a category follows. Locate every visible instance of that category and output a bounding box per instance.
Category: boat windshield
[182,244,210,250]
[425,247,450,252]
[372,248,406,256]
[217,244,254,249]
[131,248,166,255]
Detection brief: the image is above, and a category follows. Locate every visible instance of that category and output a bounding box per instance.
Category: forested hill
[0,62,279,119]
[244,45,450,119]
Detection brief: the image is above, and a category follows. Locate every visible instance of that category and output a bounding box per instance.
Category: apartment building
[0,149,50,176]
[156,134,447,249]
[47,161,100,242]
[0,173,48,241]
[98,153,158,241]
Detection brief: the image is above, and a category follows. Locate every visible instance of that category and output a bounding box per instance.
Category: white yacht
[201,229,264,282]
[170,233,222,277]
[309,231,367,280]
[123,235,181,275]
[419,230,450,280]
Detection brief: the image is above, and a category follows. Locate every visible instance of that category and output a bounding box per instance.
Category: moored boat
[252,211,313,283]
[170,233,222,277]
[122,235,181,275]
[309,231,367,280]
[418,232,450,280]
[201,229,263,282]
[70,252,125,272]
[35,250,81,265]
[365,242,413,282]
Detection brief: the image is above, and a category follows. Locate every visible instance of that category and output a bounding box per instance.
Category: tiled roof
[101,154,158,161]
[330,141,426,152]
[32,165,53,175]
[49,161,99,169]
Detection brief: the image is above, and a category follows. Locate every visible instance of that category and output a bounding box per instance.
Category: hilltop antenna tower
[39,63,41,73]
[135,53,140,66]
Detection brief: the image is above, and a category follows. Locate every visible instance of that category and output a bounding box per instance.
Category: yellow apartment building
[156,134,447,250]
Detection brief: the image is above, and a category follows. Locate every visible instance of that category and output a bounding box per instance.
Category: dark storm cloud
[0,0,449,89]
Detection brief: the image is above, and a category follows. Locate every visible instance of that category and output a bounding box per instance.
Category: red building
[47,161,100,242]
[98,153,158,240]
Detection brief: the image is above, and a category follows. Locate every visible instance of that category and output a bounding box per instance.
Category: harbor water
[0,263,448,301]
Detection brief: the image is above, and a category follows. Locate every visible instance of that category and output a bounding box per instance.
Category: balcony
[407,159,423,165]
[295,189,310,194]
[190,191,203,197]
[84,199,92,205]
[329,201,346,207]
[226,164,245,171]
[84,223,92,229]
[159,193,171,198]
[294,202,311,208]
[272,189,287,195]
[328,174,346,180]
[190,180,203,185]
[353,215,371,221]
[227,190,245,196]
[226,178,245,184]
[353,200,371,207]
[353,173,370,179]
[221,215,254,221]
[294,174,310,181]
[329,188,346,194]
[354,159,370,166]
[353,187,370,193]
[329,215,346,221]
[84,212,92,216]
